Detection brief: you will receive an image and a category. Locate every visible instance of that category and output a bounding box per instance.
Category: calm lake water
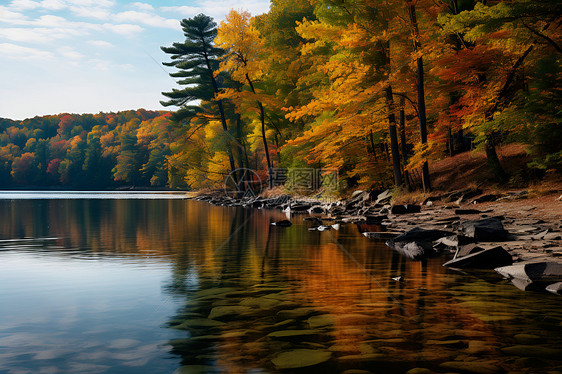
[0,192,561,374]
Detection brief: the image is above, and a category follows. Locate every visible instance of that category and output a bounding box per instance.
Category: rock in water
[271,349,332,369]
[443,246,513,269]
[459,218,508,241]
[495,262,562,291]
[386,228,453,260]
[545,282,562,295]
[271,220,292,227]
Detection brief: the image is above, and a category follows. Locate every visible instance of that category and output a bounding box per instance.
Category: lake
[0,192,561,374]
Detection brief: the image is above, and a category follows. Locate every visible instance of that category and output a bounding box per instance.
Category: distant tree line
[0,110,187,189]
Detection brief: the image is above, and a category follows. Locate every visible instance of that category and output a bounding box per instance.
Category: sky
[0,0,271,120]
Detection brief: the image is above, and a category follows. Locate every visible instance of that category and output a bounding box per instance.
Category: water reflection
[1,197,562,374]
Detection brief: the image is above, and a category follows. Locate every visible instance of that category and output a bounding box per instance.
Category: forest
[1,0,560,191]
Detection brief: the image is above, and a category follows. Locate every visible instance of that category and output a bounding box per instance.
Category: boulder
[443,246,512,269]
[391,204,421,215]
[459,218,508,241]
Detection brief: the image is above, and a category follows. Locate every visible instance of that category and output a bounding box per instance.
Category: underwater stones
[194,287,237,298]
[208,306,254,320]
[239,296,282,310]
[271,349,332,369]
[501,345,562,359]
[465,340,495,355]
[267,329,322,340]
[513,334,542,345]
[406,368,436,374]
[173,365,216,374]
[276,307,317,320]
[438,361,503,374]
[307,314,335,329]
[172,318,226,329]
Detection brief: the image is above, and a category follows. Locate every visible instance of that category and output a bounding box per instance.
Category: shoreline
[194,188,562,293]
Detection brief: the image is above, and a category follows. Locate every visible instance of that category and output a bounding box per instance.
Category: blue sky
[0,0,271,120]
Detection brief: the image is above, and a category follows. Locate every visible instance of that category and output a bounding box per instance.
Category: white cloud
[39,0,66,10]
[8,0,40,10]
[70,6,112,20]
[102,23,143,35]
[57,46,83,59]
[160,0,270,22]
[0,42,53,60]
[131,2,153,11]
[0,27,63,43]
[88,40,113,48]
[0,6,30,24]
[114,10,178,29]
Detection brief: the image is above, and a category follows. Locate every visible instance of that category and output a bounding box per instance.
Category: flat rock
[276,307,317,320]
[514,334,542,345]
[501,345,562,359]
[495,262,562,289]
[267,329,322,339]
[271,349,332,369]
[443,246,512,269]
[307,314,335,329]
[208,306,254,320]
[439,361,502,374]
[271,219,292,227]
[459,218,508,241]
[172,318,226,329]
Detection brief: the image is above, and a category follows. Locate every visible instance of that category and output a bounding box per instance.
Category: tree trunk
[385,86,403,187]
[399,99,410,191]
[408,2,431,191]
[485,134,508,183]
[246,74,273,188]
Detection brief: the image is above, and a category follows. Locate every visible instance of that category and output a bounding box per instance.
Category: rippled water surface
[0,194,561,374]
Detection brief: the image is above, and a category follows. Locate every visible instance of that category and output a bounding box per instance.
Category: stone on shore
[459,218,508,241]
[443,246,513,269]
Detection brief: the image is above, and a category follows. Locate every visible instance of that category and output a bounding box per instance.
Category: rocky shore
[192,188,562,294]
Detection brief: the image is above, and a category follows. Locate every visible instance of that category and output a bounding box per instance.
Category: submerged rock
[208,306,254,320]
[267,329,322,339]
[172,318,226,329]
[501,345,562,359]
[271,349,332,369]
[439,361,502,374]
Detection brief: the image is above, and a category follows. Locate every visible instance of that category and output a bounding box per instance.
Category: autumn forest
[1,0,560,191]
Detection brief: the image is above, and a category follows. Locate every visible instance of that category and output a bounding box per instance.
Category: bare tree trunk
[246,73,273,188]
[408,2,431,191]
[399,98,410,191]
